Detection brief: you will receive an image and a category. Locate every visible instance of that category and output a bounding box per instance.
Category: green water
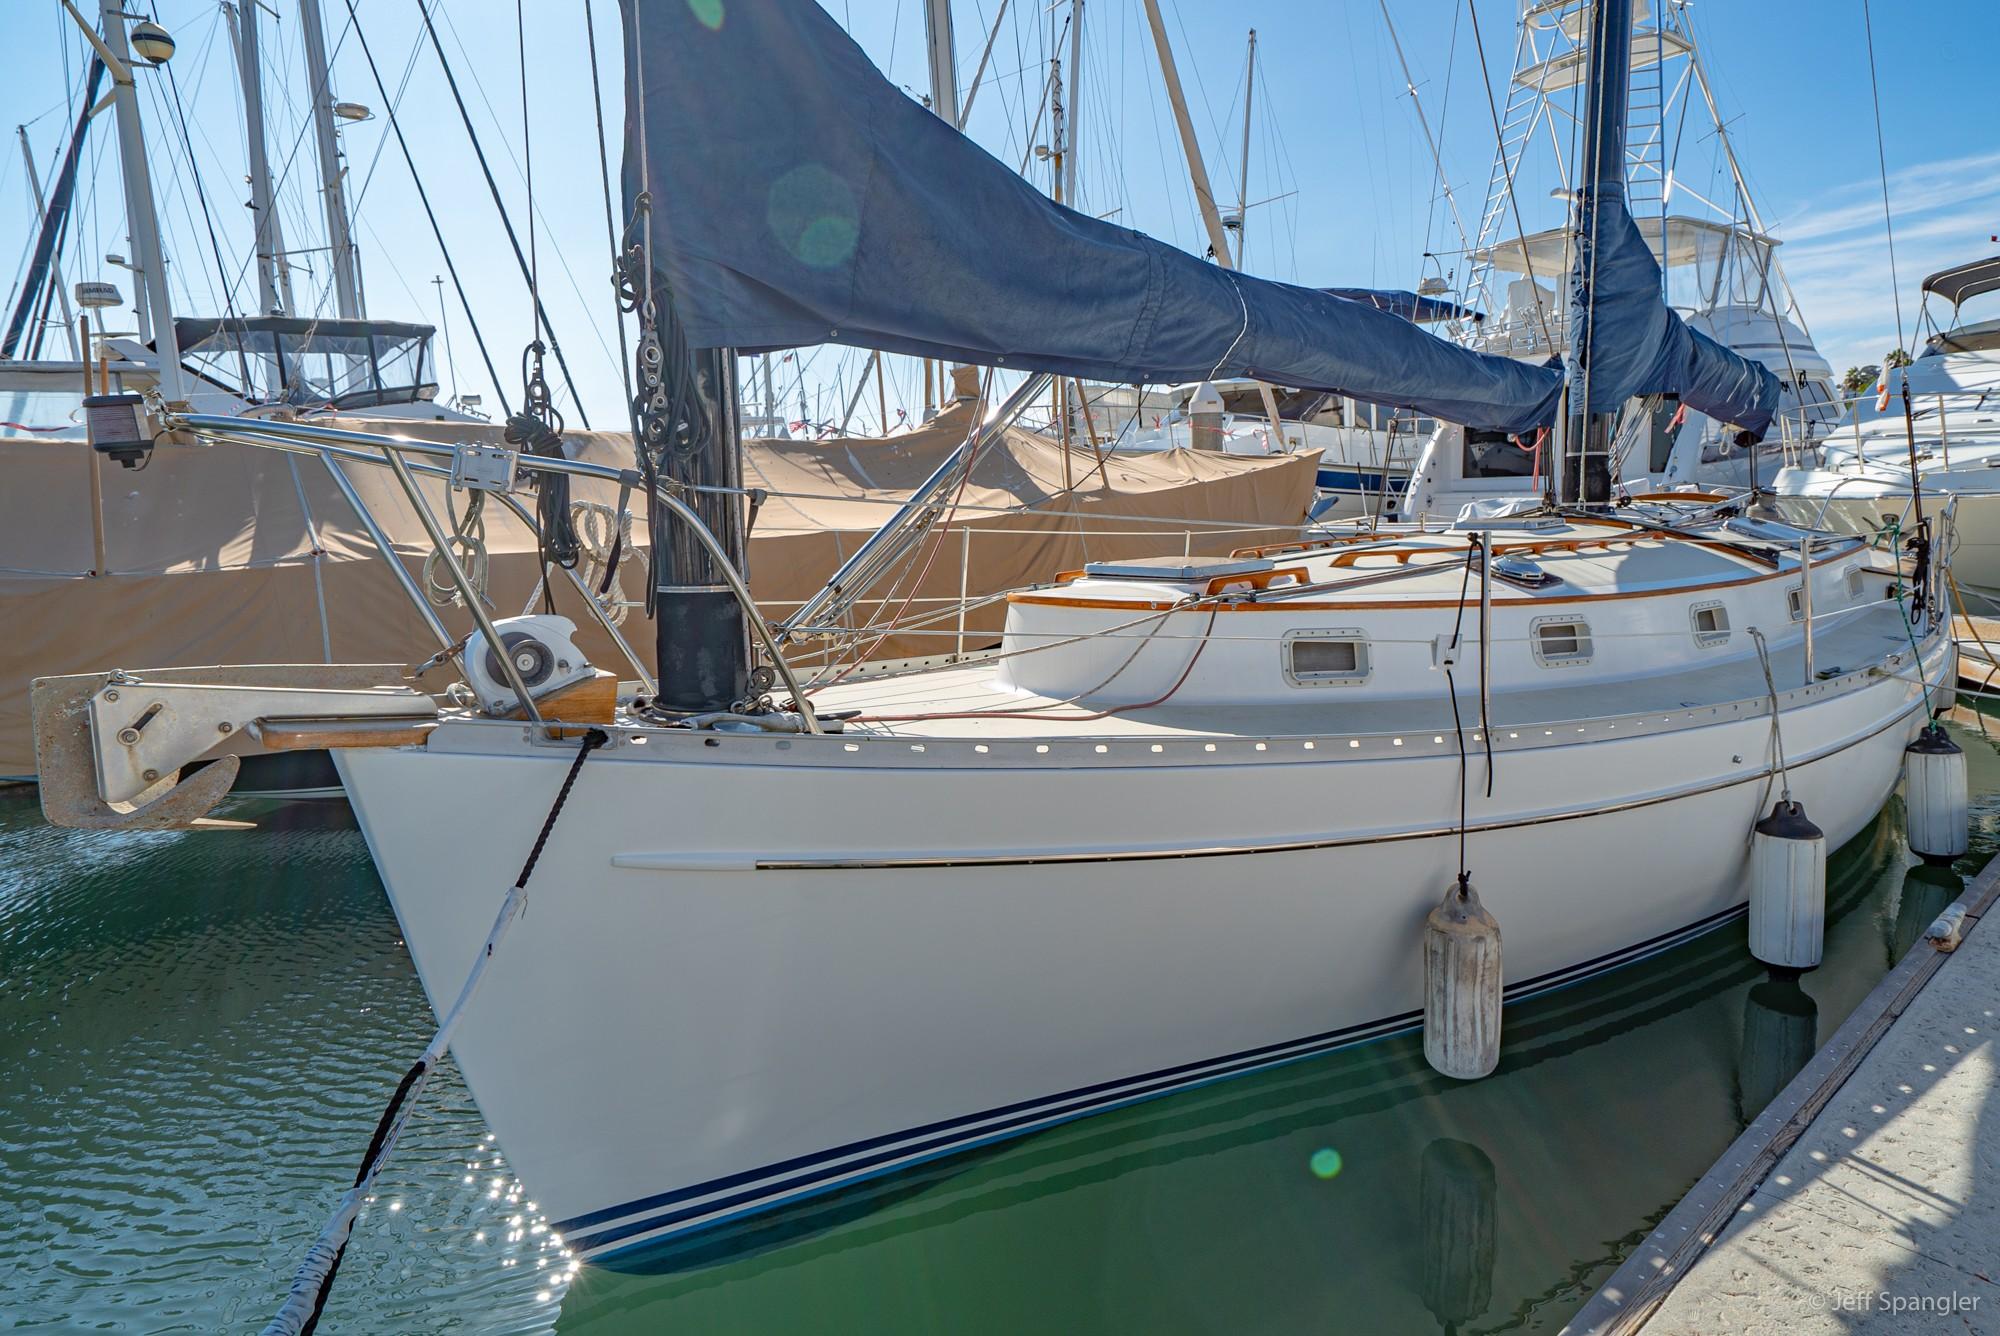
[5,714,1999,1333]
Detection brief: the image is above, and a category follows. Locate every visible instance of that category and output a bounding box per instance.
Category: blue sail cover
[1564,0,1777,436]
[1319,288,1481,326]
[620,0,1560,434]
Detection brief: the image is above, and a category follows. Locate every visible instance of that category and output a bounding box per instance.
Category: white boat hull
[336,633,1943,1265]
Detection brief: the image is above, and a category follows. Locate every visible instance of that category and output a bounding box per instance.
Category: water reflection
[1891,862,1963,962]
[1420,1139,1496,1333]
[1734,974,1818,1127]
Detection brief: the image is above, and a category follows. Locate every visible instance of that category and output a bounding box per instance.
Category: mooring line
[263,728,609,1336]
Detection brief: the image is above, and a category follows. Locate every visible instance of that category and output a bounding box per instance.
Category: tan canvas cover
[0,403,1312,776]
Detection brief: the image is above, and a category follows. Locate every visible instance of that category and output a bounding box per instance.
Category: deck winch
[1748,800,1827,970]
[461,615,595,716]
[1423,876,1502,1080]
[1902,724,1968,864]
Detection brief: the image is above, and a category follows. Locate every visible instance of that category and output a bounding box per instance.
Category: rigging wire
[1858,0,1928,539]
[412,0,590,428]
[582,0,642,447]
[425,5,619,384]
[1464,0,1554,353]
[1857,0,1906,357]
[507,0,579,598]
[343,0,511,415]
[154,43,255,385]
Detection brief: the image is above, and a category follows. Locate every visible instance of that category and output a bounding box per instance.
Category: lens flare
[687,0,724,31]
[1310,1147,1344,1179]
[766,164,861,270]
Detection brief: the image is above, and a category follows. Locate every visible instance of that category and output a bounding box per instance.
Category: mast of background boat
[1233,29,1253,268]
[1560,0,1633,507]
[298,0,362,318]
[1138,0,1287,449]
[15,129,80,359]
[222,1,292,315]
[921,0,958,424]
[1376,1,1470,262]
[1063,1,1084,209]
[2,53,101,362]
[60,0,184,402]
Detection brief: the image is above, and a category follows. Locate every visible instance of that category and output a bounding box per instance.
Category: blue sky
[2,1,1994,430]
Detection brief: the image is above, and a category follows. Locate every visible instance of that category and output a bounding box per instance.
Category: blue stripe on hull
[556,899,1749,1263]
[1315,466,1409,493]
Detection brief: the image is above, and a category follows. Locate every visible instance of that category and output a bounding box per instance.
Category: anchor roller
[1423,876,1502,1080]
[1748,800,1826,970]
[1903,724,1968,865]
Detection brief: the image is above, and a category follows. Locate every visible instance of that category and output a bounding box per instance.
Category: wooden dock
[1562,856,2000,1334]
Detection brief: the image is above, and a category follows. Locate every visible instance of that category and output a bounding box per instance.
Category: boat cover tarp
[0,405,1311,774]
[619,0,1563,434]
[1563,0,1777,436]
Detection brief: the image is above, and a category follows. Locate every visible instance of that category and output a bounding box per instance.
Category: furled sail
[619,0,1561,434]
[1563,0,1777,437]
[1319,288,1482,326]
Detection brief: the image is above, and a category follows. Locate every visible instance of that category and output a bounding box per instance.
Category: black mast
[1560,0,1634,507]
[3,57,105,360]
[626,230,751,715]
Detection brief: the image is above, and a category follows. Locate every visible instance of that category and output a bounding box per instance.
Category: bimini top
[1922,255,2000,311]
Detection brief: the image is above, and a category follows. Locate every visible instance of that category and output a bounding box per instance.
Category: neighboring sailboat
[31,0,1944,1273]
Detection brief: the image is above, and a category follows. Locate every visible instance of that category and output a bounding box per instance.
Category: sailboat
[32,0,1947,1269]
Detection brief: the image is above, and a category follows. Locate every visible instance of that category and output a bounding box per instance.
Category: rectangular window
[1787,586,1805,622]
[1691,601,1732,648]
[1284,630,1370,686]
[1532,617,1593,667]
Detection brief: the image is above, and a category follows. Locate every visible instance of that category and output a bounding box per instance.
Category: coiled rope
[262,728,609,1336]
[520,500,634,626]
[422,489,490,609]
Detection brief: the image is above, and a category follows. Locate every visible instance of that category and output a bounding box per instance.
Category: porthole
[1786,585,1805,622]
[1531,615,1593,667]
[1690,600,1731,648]
[1284,629,1371,687]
